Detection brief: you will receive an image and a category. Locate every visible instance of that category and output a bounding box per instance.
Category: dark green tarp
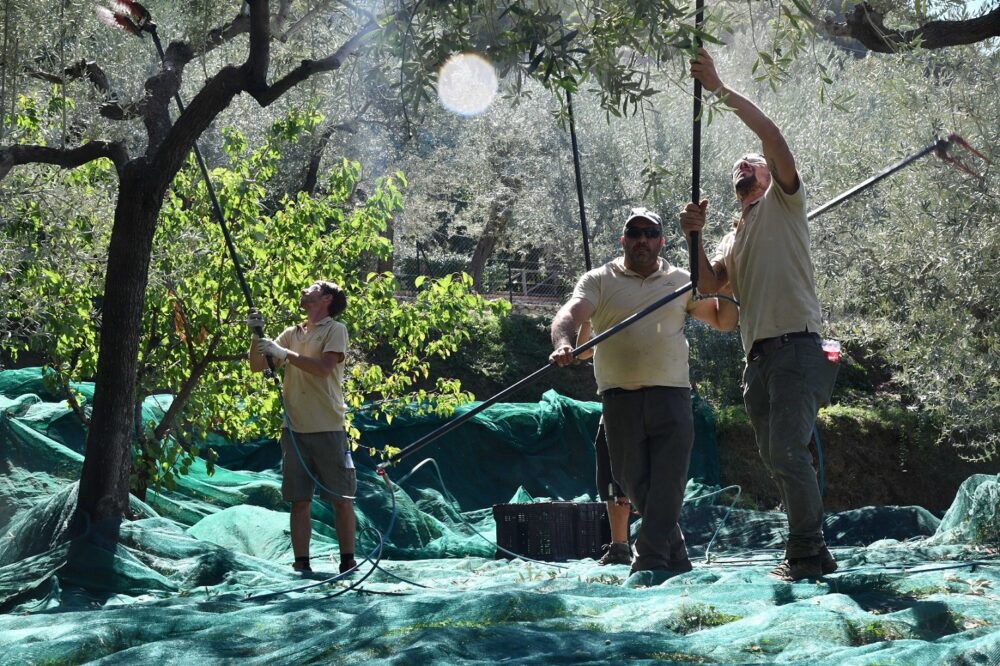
[2,367,999,665]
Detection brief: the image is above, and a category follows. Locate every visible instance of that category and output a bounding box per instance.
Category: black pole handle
[149,30,257,311]
[566,90,592,272]
[690,0,705,293]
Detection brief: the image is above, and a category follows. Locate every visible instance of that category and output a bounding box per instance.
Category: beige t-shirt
[712,173,822,353]
[276,317,348,432]
[573,257,692,393]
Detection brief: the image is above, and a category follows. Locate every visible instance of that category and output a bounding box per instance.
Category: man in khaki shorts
[248,280,357,574]
[680,48,840,582]
[550,208,737,577]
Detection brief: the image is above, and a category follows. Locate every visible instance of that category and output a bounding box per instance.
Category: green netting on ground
[2,367,1000,665]
[347,388,720,510]
[0,367,721,558]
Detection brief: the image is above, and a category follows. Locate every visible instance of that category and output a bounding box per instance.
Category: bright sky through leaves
[437,53,499,116]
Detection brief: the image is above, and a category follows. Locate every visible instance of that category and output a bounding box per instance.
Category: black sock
[340,553,355,564]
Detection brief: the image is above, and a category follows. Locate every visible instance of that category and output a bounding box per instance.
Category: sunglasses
[624,226,662,239]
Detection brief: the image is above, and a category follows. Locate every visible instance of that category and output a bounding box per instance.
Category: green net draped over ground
[2,367,999,664]
[349,386,718,509]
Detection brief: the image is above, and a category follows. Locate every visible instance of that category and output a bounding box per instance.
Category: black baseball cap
[623,207,662,232]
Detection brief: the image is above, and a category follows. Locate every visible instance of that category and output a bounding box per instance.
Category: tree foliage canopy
[1,106,508,497]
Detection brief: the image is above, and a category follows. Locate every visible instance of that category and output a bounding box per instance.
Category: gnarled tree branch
[28,59,112,96]
[27,58,142,121]
[279,0,338,42]
[190,0,299,63]
[822,3,1000,53]
[198,14,252,59]
[100,100,145,121]
[247,0,271,92]
[246,19,379,107]
[0,141,127,183]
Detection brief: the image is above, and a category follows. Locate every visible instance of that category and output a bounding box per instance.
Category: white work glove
[246,309,266,334]
[257,337,289,361]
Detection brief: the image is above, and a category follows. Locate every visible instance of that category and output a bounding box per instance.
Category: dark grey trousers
[601,386,693,571]
[743,337,839,559]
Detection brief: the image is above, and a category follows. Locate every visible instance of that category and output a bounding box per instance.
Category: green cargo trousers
[601,386,693,571]
[743,337,839,559]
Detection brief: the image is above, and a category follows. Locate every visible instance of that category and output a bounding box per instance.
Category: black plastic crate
[573,502,613,560]
[493,502,611,562]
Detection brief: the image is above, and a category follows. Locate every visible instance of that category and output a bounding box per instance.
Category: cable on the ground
[243,467,397,602]
[683,484,743,564]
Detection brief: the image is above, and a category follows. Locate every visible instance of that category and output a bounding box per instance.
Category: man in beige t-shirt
[550,208,737,577]
[249,280,356,575]
[679,48,839,582]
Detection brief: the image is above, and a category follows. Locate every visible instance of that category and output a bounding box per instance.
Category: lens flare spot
[437,53,499,117]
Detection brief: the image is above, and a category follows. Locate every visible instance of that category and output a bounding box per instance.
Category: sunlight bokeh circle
[437,53,499,117]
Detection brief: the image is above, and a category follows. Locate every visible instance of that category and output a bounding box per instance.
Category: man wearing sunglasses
[550,208,737,578]
[679,48,840,582]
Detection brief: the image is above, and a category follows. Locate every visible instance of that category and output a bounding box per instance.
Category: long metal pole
[149,29,273,374]
[807,138,947,220]
[566,90,592,271]
[150,31,256,311]
[379,282,694,468]
[689,0,705,292]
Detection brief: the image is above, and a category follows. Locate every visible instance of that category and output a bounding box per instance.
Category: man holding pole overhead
[679,48,840,582]
[248,280,357,576]
[550,207,737,577]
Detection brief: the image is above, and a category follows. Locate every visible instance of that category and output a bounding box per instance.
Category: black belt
[748,332,820,361]
[601,386,670,397]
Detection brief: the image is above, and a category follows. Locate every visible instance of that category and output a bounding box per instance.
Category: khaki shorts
[280,429,357,504]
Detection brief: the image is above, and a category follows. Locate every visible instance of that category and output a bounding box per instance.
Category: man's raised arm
[690,48,798,194]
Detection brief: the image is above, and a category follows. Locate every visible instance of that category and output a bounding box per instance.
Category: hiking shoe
[339,558,358,574]
[598,542,633,566]
[769,555,824,582]
[820,547,838,575]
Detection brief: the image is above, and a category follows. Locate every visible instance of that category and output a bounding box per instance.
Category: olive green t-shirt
[276,317,348,433]
[712,173,822,353]
[573,257,692,394]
